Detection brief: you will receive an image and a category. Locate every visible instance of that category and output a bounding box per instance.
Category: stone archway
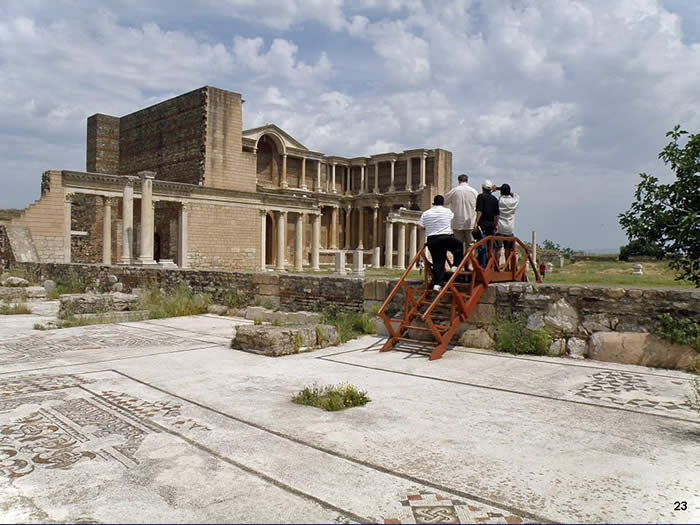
[256,134,285,186]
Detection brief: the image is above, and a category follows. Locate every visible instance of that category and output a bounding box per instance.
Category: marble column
[316,161,321,191]
[64,194,73,264]
[389,159,395,192]
[259,209,267,271]
[276,211,287,270]
[384,221,394,269]
[360,165,365,194]
[346,166,351,195]
[409,223,417,263]
[295,213,304,271]
[374,162,380,193]
[311,213,321,271]
[372,205,379,249]
[178,203,189,269]
[281,154,288,188]
[102,197,112,265]
[300,157,307,190]
[119,178,135,265]
[420,153,427,188]
[405,157,412,191]
[331,163,337,193]
[397,222,406,270]
[344,206,352,249]
[137,171,157,265]
[330,206,338,249]
[357,207,364,250]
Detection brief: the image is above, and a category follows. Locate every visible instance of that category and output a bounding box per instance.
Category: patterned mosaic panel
[0,374,210,479]
[0,326,192,365]
[573,370,693,413]
[384,492,527,524]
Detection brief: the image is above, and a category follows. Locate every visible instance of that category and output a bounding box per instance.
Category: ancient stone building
[4,86,453,271]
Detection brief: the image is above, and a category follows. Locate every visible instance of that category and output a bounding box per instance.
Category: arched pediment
[242,124,308,155]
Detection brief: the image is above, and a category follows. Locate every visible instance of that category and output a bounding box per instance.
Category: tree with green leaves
[619,126,699,286]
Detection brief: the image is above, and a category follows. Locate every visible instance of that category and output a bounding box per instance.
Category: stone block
[567,337,587,359]
[548,338,566,357]
[314,324,341,347]
[544,298,579,334]
[352,250,364,275]
[3,276,29,287]
[245,306,267,321]
[253,273,279,286]
[526,313,544,331]
[232,325,318,356]
[468,303,496,324]
[363,280,376,301]
[480,286,496,304]
[207,304,228,315]
[605,287,627,299]
[257,284,280,296]
[588,332,696,369]
[0,286,47,302]
[458,328,494,349]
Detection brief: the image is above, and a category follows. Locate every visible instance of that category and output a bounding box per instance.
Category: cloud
[1,0,699,251]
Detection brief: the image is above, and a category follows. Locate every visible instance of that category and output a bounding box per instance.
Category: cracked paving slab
[0,312,698,523]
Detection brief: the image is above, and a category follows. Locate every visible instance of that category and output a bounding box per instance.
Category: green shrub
[656,314,700,352]
[493,314,551,355]
[139,281,211,319]
[221,290,249,308]
[33,323,47,331]
[48,270,84,299]
[320,308,376,343]
[291,383,371,411]
[0,303,32,315]
[254,317,263,326]
[271,318,285,326]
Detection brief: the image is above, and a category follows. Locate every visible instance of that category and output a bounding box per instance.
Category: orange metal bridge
[377,235,540,360]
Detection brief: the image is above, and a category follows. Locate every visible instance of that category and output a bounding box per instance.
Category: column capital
[102,196,118,206]
[259,208,268,216]
[138,171,156,180]
[65,192,77,203]
[124,175,139,185]
[279,210,288,217]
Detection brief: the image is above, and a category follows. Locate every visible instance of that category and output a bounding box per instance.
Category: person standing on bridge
[417,195,464,292]
[473,180,500,267]
[494,183,520,261]
[445,174,479,254]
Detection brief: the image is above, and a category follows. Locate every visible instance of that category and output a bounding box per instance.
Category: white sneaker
[450,266,458,273]
[432,284,442,292]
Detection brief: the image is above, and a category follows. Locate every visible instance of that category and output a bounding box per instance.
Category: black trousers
[427,234,464,286]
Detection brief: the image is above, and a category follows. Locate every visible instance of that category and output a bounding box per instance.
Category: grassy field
[534,260,693,288]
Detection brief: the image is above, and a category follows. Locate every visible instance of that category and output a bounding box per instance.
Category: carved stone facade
[9,86,452,271]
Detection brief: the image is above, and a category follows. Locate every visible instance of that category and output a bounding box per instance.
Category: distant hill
[0,209,22,221]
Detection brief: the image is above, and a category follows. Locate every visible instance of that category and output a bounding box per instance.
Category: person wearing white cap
[472,180,500,267]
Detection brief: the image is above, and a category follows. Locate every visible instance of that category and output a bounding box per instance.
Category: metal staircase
[377,235,540,360]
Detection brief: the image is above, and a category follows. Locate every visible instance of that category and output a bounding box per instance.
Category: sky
[1,0,699,251]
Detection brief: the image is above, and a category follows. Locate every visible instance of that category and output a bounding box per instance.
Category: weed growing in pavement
[291,383,370,411]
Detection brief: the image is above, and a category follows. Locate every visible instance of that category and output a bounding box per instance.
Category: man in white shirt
[417,195,464,291]
[445,173,479,253]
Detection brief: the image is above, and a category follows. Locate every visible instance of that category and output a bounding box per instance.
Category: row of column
[384,221,420,271]
[274,155,428,194]
[260,210,321,272]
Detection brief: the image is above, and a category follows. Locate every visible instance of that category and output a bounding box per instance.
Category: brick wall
[204,87,256,192]
[119,88,207,185]
[86,114,120,174]
[12,171,66,262]
[187,203,259,270]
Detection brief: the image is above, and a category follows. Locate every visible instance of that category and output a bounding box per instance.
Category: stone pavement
[0,307,698,523]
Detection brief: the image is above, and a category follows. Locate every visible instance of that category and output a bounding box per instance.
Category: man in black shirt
[472,180,499,267]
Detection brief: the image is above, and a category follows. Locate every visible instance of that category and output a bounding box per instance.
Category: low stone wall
[7,262,364,313]
[7,261,698,368]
